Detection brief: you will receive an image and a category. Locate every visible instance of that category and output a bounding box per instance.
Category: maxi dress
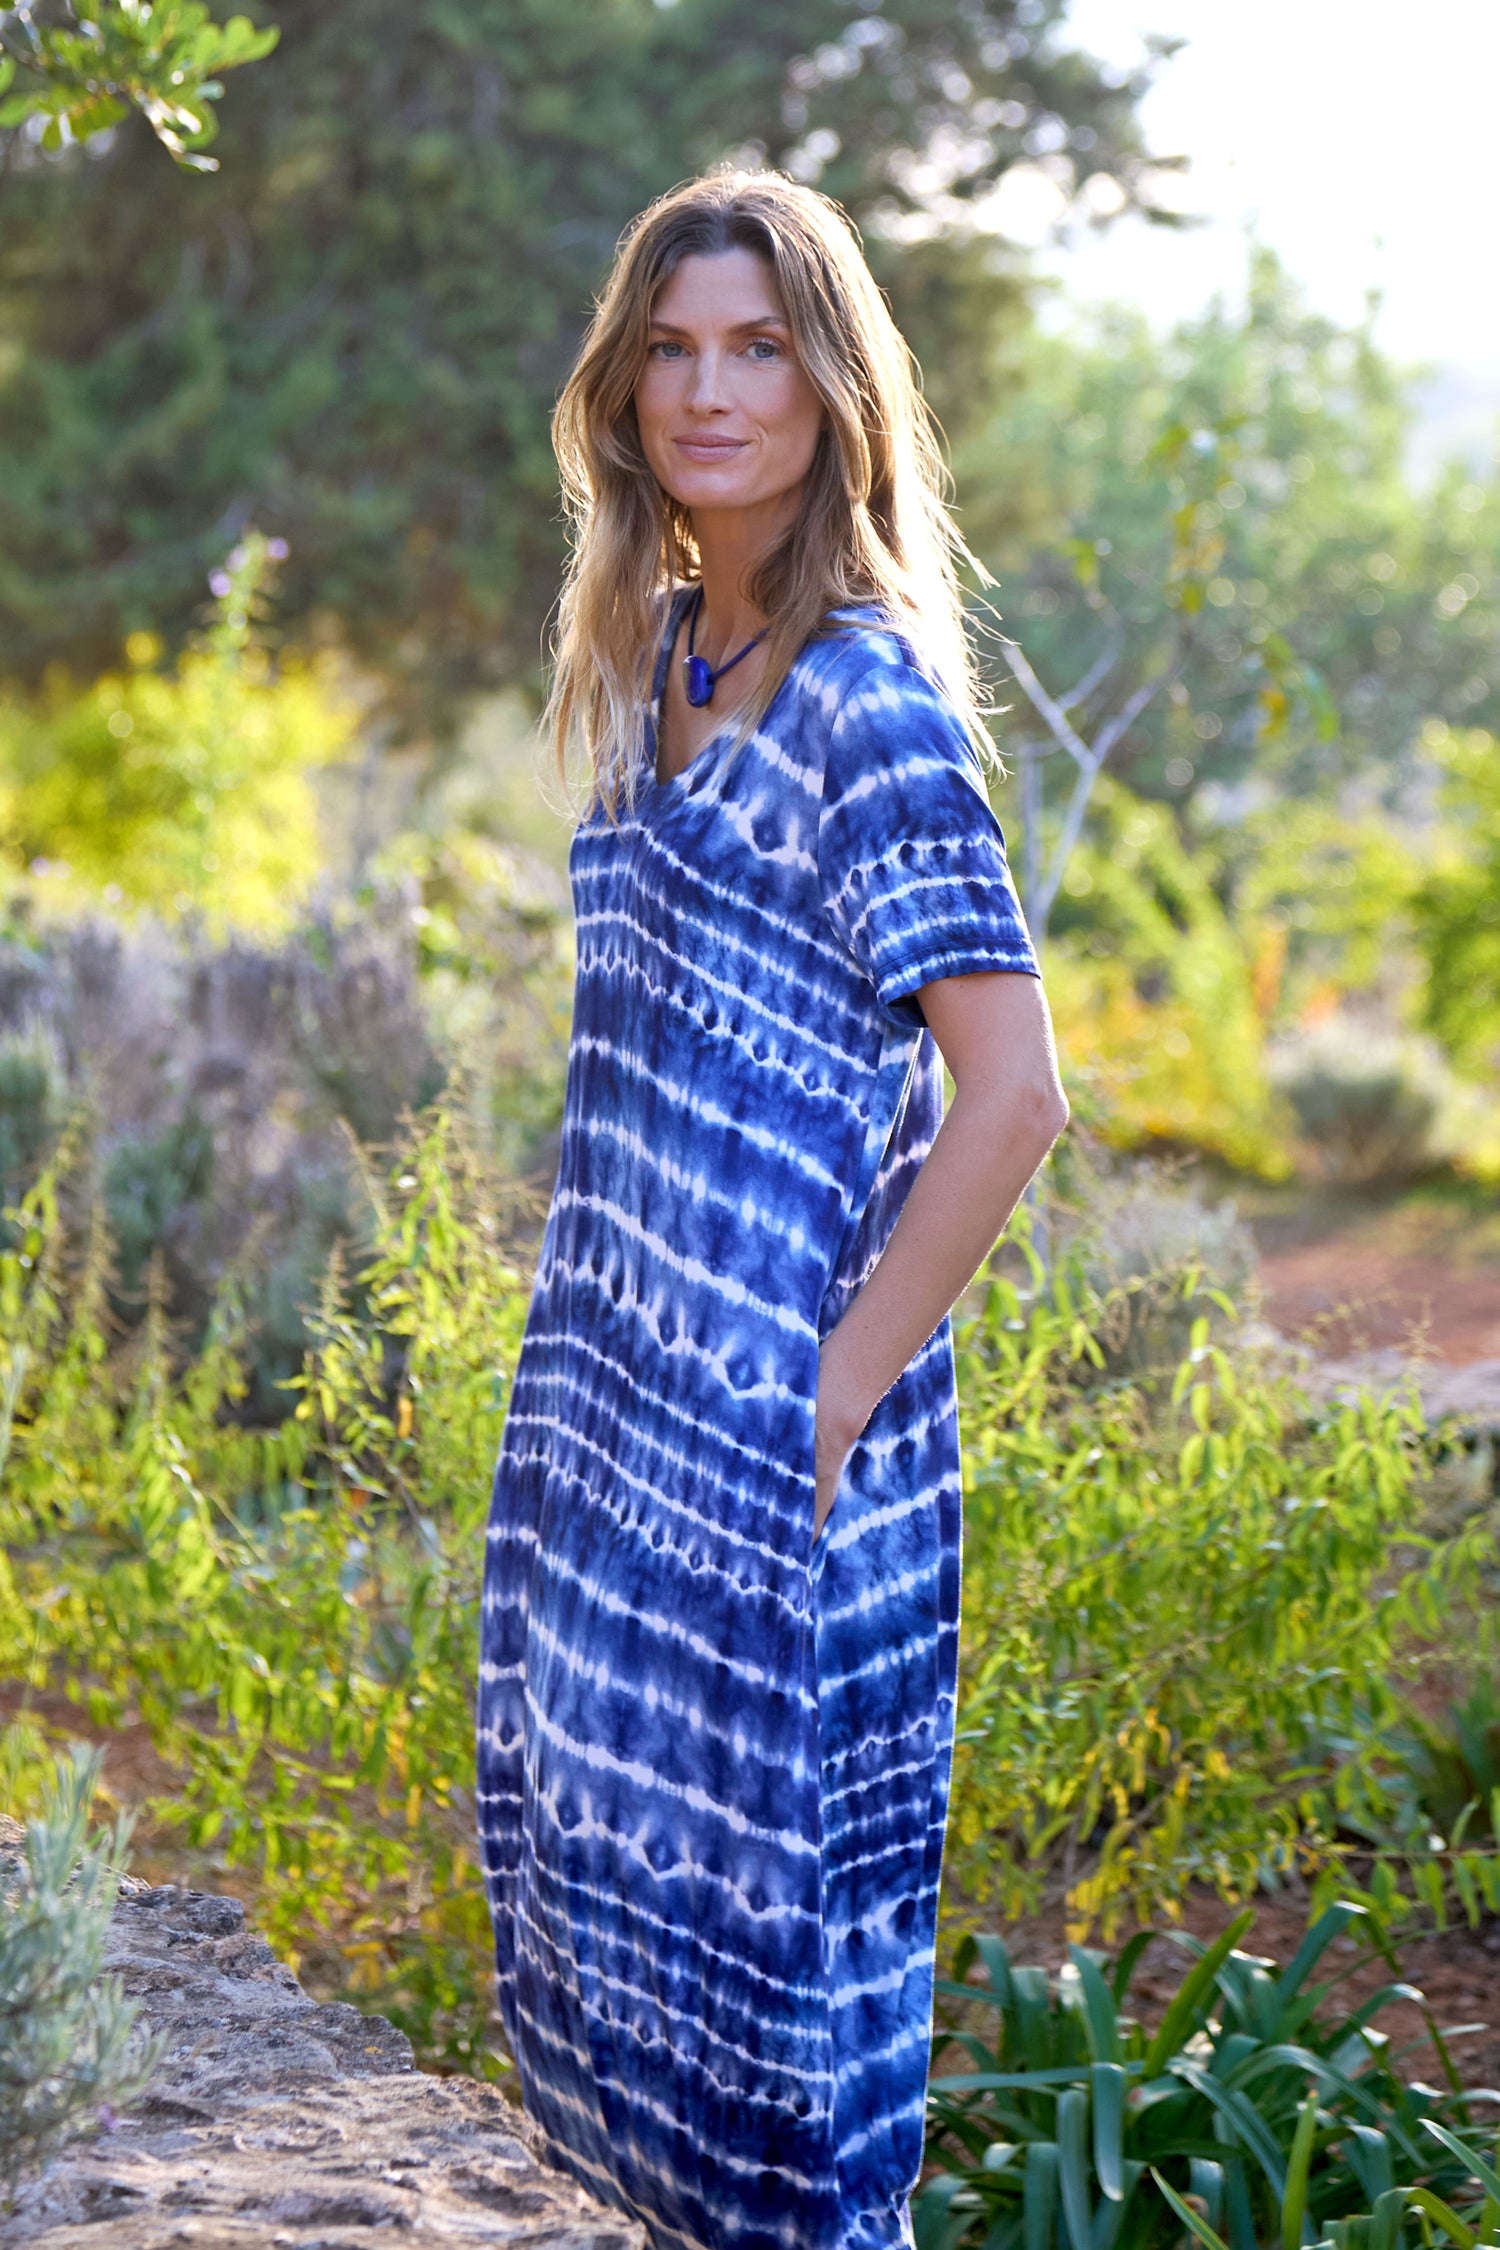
[476,591,1040,2250]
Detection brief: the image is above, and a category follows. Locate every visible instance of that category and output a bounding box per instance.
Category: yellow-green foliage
[1046,783,1284,1174]
[0,539,355,933]
[1414,723,1500,1079]
[0,1105,528,2074]
[1237,799,1424,1016]
[949,1248,1493,1938]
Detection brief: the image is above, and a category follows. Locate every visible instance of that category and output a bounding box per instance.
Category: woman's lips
[673,436,748,461]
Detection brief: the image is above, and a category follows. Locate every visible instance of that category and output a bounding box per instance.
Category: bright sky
[1015,0,1500,470]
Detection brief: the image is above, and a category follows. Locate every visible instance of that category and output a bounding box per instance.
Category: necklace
[682,586,769,709]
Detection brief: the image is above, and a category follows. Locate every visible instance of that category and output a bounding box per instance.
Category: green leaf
[1369,2188,1408,2250]
[973,1934,1017,2010]
[1068,1947,1121,2065]
[1346,2125,1395,2205]
[1144,1912,1256,2076]
[1172,2065,1287,2202]
[912,2171,983,2250]
[1282,2092,1318,2250]
[1011,1965,1054,2069]
[1092,2162,1143,2250]
[927,2062,1091,2094]
[1274,1899,1366,2011]
[1424,2121,1500,2207]
[1025,2143,1059,2250]
[1057,2087,1093,2250]
[1151,2168,1232,2250]
[1092,2063,1126,2202]
[1189,2161,1225,2233]
[1403,2189,1476,2250]
[1110,1932,1155,2004]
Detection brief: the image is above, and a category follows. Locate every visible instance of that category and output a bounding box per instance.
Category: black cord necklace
[682,586,769,709]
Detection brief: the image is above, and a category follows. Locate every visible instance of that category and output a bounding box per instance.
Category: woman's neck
[689,497,794,660]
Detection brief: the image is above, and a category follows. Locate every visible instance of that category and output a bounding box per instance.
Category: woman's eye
[648,340,685,359]
[747,338,783,360]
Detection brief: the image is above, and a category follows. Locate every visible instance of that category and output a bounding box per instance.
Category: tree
[0,0,276,168]
[1411,723,1500,1077]
[0,0,1171,723]
[961,251,1500,812]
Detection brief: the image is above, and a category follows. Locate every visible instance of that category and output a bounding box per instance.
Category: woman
[476,169,1068,2250]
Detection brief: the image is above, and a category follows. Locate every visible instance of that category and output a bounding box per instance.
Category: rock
[0,1821,644,2250]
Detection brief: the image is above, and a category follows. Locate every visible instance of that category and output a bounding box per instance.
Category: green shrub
[0,1104,529,2075]
[103,1112,215,1301]
[0,537,353,935]
[0,901,551,1401]
[1066,1167,1259,1379]
[0,1744,161,2205]
[1413,724,1500,1083]
[1391,1677,1500,1850]
[1269,1022,1446,1185]
[948,1237,1490,1933]
[0,1028,61,1195]
[917,1902,1495,2250]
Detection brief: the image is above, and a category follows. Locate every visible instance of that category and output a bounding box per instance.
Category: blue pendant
[683,654,716,708]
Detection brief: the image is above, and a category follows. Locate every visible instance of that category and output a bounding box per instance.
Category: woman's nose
[685,347,729,412]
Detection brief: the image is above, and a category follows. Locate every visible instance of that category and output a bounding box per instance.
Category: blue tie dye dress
[477,590,1040,2250]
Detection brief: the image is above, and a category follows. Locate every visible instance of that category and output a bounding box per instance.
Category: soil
[1251,1188,1500,1365]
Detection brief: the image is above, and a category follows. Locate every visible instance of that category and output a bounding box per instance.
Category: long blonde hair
[546,167,989,818]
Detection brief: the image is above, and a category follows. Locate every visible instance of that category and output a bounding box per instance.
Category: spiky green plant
[0,1744,161,2204]
[916,1902,1497,2250]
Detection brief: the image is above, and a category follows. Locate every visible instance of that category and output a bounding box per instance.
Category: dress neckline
[641,591,884,803]
[646,584,739,796]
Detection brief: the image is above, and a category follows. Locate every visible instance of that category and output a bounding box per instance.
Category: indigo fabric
[476,593,1040,2250]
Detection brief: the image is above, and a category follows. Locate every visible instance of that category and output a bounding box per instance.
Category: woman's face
[634,247,825,527]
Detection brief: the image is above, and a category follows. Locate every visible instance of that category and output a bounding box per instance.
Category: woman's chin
[671,478,804,526]
[661,471,763,513]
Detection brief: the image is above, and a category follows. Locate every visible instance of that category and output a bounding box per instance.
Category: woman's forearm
[818,1078,1062,1427]
[813,969,1068,1534]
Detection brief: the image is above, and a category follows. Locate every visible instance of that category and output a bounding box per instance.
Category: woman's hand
[812,1347,871,1544]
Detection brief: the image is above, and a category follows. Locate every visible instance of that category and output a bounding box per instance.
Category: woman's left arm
[814,968,1069,1539]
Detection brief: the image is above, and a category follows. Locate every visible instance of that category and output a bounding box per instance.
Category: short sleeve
[817,648,1041,1031]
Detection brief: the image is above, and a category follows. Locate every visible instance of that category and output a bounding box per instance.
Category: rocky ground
[1,1818,643,2250]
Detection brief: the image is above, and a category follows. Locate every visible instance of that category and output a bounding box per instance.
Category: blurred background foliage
[0,0,1167,713]
[3,0,1500,2160]
[0,535,355,929]
[1,0,1491,1192]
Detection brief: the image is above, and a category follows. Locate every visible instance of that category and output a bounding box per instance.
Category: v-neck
[647,585,751,797]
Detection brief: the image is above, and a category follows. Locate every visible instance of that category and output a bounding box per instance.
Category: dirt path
[1253,1193,1500,1365]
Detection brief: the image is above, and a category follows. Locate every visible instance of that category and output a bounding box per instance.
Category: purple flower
[209,570,232,598]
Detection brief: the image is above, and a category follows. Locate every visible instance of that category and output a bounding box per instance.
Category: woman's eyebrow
[647,313,792,336]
